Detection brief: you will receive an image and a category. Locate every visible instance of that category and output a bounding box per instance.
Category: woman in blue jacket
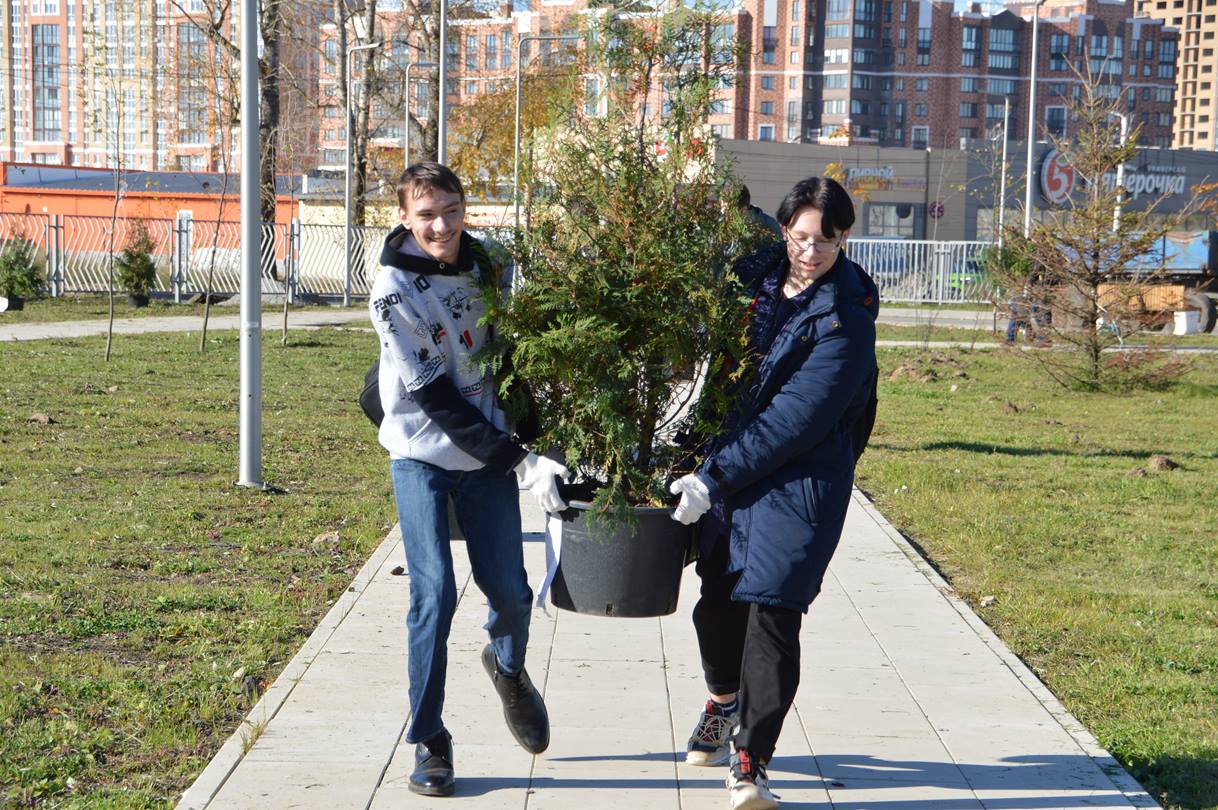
[670,177,879,810]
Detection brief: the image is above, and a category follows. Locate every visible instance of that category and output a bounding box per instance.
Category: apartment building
[0,0,321,171]
[810,0,1177,148]
[1135,0,1218,148]
[315,0,1178,174]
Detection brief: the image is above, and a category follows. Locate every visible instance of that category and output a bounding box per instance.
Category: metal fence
[0,213,995,305]
[850,238,997,305]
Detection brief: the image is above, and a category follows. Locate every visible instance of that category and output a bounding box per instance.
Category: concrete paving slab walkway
[0,306,980,343]
[0,309,368,342]
[177,491,1156,810]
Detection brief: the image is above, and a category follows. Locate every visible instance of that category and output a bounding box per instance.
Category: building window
[824,73,847,88]
[466,35,477,70]
[825,23,849,38]
[915,78,928,92]
[961,25,978,65]
[761,101,774,115]
[917,27,931,49]
[762,76,775,90]
[32,24,61,142]
[868,202,920,236]
[986,102,1010,120]
[960,76,979,92]
[1046,105,1067,136]
[828,0,850,18]
[176,23,207,145]
[960,102,977,117]
[763,26,777,64]
[486,35,497,69]
[989,27,1017,69]
[915,103,928,116]
[759,124,775,141]
[988,78,1016,95]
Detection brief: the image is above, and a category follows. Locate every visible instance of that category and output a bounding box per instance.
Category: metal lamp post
[513,33,582,230]
[438,0,448,163]
[237,0,261,488]
[1022,0,1047,238]
[998,97,1010,248]
[344,40,382,308]
[401,59,436,168]
[1111,112,1128,232]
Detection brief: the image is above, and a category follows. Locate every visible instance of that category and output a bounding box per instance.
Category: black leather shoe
[409,729,455,797]
[482,644,550,754]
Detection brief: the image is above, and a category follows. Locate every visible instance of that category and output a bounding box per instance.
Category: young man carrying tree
[369,162,569,797]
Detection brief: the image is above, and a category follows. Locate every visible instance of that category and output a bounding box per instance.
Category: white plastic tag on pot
[535,513,563,613]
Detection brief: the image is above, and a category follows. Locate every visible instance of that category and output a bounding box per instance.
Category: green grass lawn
[0,294,360,325]
[874,322,1218,348]
[0,329,391,808]
[2,330,1216,808]
[857,348,1218,810]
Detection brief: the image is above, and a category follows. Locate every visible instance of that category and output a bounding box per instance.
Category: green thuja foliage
[489,6,758,523]
[0,236,43,300]
[114,220,159,297]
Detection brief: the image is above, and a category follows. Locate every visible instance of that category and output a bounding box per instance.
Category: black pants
[692,534,803,763]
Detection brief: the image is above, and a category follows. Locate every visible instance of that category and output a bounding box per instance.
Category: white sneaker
[726,748,778,810]
[685,699,737,766]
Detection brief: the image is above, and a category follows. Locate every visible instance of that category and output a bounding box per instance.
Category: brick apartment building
[316,0,1178,172]
[803,0,1177,148]
[0,0,323,171]
[1135,0,1218,149]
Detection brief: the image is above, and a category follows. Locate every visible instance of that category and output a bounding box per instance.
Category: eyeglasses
[784,231,843,256]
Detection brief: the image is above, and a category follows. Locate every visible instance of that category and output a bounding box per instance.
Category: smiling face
[399,185,465,265]
[783,206,849,284]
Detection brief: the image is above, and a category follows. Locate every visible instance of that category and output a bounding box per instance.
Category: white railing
[0,215,998,305]
[848,239,997,305]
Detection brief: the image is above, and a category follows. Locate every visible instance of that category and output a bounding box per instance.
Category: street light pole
[998,97,1010,248]
[513,33,581,230]
[1022,0,1046,238]
[344,40,382,308]
[401,59,436,169]
[1111,112,1128,232]
[438,0,448,163]
[237,0,261,488]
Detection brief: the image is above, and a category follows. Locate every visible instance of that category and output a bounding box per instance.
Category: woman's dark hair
[775,177,855,238]
[397,161,466,209]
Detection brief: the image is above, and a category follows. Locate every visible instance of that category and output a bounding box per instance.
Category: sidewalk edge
[850,489,1161,809]
[174,526,402,810]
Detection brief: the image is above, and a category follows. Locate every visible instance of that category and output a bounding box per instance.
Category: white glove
[669,473,712,525]
[514,452,572,514]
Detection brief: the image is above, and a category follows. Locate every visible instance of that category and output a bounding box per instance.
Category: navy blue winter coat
[699,245,879,612]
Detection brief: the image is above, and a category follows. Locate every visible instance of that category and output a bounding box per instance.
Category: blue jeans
[389,458,533,744]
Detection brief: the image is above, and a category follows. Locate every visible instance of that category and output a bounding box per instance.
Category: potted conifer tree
[488,7,762,616]
[114,221,159,308]
[0,237,42,312]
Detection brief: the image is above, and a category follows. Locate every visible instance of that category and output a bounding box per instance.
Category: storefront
[719,138,1218,242]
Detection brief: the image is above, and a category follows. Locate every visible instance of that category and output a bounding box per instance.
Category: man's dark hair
[397,162,465,210]
[775,177,854,238]
[736,184,752,209]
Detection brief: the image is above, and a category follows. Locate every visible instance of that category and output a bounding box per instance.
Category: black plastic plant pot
[0,295,24,312]
[127,293,150,308]
[549,500,692,618]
